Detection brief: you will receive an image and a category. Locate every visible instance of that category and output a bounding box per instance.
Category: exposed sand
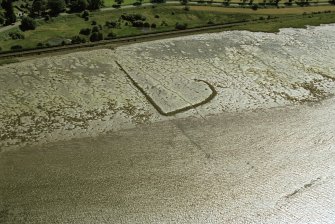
[1,96,335,223]
[0,24,335,151]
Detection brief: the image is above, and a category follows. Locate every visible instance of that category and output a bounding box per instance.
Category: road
[1,97,335,223]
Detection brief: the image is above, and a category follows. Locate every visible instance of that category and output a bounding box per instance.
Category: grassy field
[184,5,335,14]
[188,0,331,3]
[225,12,335,32]
[0,5,335,51]
[0,6,260,51]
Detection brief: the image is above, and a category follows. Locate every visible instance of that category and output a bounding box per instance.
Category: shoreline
[1,24,335,152]
[1,91,335,223]
[1,10,335,62]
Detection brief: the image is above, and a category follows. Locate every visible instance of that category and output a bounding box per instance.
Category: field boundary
[115,61,217,116]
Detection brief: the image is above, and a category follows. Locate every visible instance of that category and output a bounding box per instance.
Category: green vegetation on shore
[225,11,335,32]
[0,5,335,52]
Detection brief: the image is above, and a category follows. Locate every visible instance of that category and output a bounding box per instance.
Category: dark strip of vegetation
[115,60,217,116]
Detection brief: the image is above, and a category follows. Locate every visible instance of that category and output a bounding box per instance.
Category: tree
[223,0,230,6]
[89,32,103,42]
[79,28,91,35]
[1,0,16,25]
[180,0,188,4]
[82,10,89,17]
[31,0,47,16]
[175,22,187,30]
[20,16,37,31]
[70,0,88,12]
[88,0,104,10]
[0,16,4,25]
[47,0,66,16]
[251,3,258,9]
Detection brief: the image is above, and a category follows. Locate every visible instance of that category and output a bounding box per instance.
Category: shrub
[183,5,190,11]
[161,20,168,26]
[251,4,258,10]
[154,14,159,18]
[132,20,144,27]
[37,42,44,48]
[20,16,37,31]
[143,22,150,28]
[82,10,89,18]
[72,35,86,44]
[0,47,2,51]
[89,32,103,42]
[151,0,166,3]
[11,45,23,51]
[112,3,121,8]
[79,28,91,35]
[121,13,146,22]
[9,32,25,40]
[106,21,117,28]
[133,1,141,5]
[151,23,156,28]
[91,20,97,25]
[175,22,187,30]
[92,25,99,32]
[105,31,116,39]
[44,15,51,21]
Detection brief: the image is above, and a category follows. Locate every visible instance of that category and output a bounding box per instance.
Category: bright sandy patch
[0,24,335,150]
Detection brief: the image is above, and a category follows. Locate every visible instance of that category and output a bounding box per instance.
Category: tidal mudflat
[1,96,335,223]
[1,24,335,223]
[1,24,335,150]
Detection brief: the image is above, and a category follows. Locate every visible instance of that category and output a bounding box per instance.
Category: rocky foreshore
[1,24,335,151]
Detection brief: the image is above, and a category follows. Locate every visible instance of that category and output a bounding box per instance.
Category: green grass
[188,0,330,4]
[224,12,335,32]
[0,6,260,51]
[0,5,335,51]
